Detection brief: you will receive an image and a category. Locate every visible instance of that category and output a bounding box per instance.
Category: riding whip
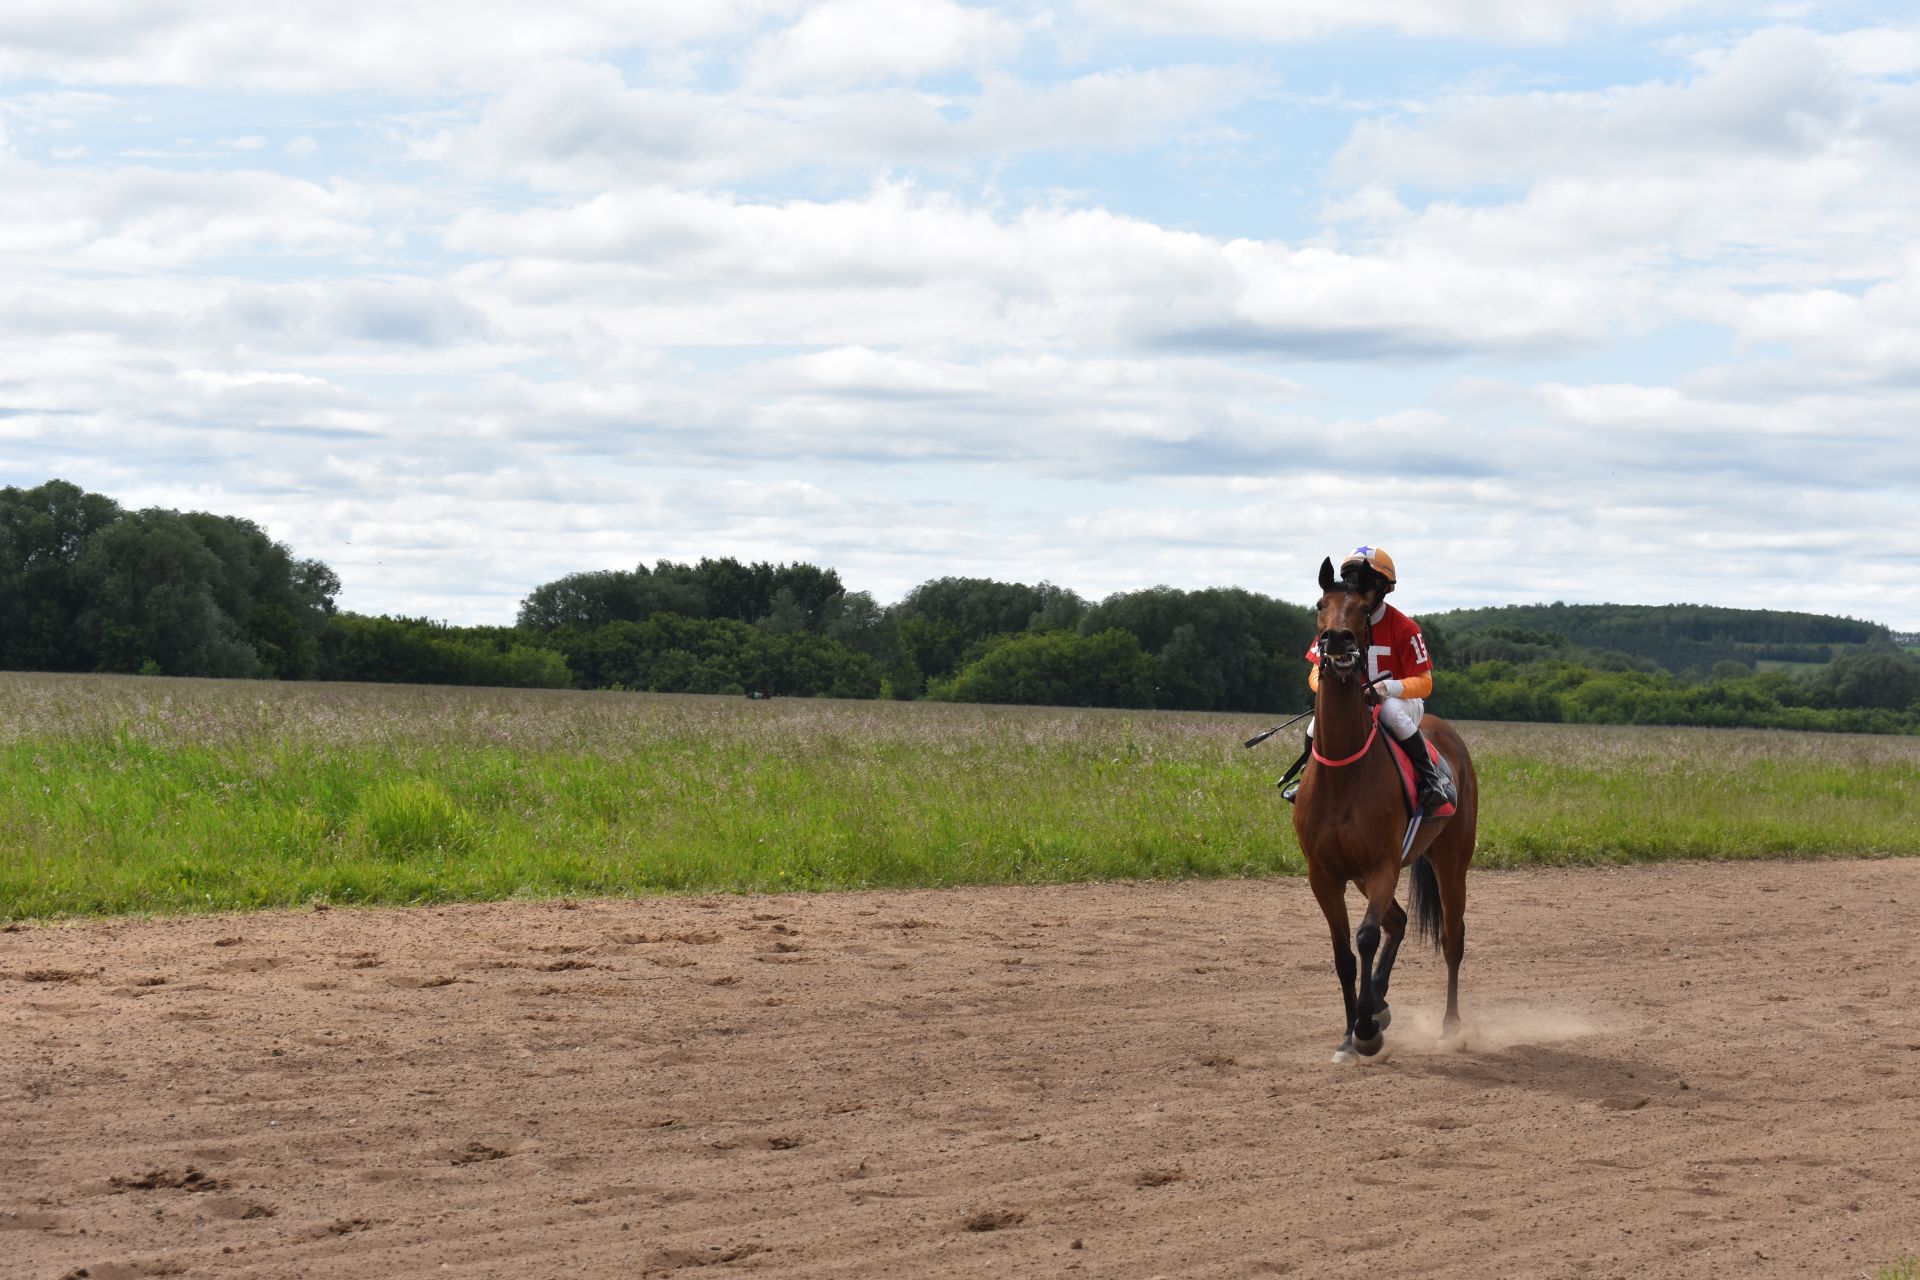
[1243,673,1395,748]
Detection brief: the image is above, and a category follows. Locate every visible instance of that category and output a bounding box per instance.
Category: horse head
[1314,557,1372,683]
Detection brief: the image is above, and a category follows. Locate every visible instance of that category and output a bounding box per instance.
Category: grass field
[3,672,1917,919]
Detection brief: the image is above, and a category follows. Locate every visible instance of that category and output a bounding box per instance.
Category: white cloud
[215,281,496,353]
[1066,376,1920,618]
[1321,25,1920,302]
[741,0,1024,89]
[1333,27,1863,190]
[0,154,377,265]
[0,1,792,91]
[458,59,1264,188]
[1728,249,1920,384]
[11,301,1920,622]
[0,88,118,135]
[446,184,1617,356]
[1866,78,1920,161]
[7,7,1920,630]
[1078,0,1720,44]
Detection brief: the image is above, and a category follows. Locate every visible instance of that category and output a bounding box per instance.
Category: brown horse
[1291,558,1478,1062]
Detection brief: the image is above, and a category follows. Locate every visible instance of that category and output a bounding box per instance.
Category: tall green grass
[2,673,1916,919]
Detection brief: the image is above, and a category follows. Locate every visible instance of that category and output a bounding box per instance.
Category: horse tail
[1408,854,1443,952]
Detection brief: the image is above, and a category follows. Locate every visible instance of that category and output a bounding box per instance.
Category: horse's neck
[1314,682,1374,763]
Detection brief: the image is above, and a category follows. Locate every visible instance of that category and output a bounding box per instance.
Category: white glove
[1376,678,1405,699]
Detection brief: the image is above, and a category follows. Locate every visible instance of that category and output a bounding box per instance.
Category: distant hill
[1428,603,1888,675]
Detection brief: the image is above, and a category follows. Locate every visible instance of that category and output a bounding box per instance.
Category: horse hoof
[1373,1003,1391,1031]
[1353,1031,1385,1057]
[1332,1033,1357,1065]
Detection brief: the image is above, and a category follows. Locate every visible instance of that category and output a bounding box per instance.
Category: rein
[1311,707,1379,767]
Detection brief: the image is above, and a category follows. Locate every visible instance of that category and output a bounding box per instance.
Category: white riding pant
[1307,696,1424,742]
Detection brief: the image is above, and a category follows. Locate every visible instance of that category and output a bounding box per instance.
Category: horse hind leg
[1437,855,1469,1048]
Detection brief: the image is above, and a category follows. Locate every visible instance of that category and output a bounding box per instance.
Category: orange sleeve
[1401,672,1433,700]
[1307,665,1320,694]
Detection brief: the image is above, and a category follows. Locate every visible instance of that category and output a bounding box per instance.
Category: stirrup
[1417,775,1456,811]
[1281,780,1301,804]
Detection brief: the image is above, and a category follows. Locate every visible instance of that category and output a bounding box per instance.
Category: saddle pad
[1385,733,1458,819]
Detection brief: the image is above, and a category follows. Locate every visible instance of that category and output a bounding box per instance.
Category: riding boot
[1397,727,1456,812]
[1280,732,1312,803]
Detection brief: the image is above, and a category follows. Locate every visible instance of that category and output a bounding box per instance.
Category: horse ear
[1318,558,1337,593]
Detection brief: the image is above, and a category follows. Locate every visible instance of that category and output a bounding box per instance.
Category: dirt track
[5,859,1919,1280]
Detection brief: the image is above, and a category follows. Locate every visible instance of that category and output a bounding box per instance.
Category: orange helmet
[1340,545,1396,591]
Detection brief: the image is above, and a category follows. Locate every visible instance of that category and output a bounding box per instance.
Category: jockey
[1287,545,1457,813]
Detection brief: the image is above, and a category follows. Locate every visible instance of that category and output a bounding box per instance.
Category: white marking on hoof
[1331,1047,1358,1065]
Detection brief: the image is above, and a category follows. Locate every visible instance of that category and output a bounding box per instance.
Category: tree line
[512,562,1318,711]
[1431,602,1884,673]
[5,478,1919,734]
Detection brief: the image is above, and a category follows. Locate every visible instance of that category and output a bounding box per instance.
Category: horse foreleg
[1369,898,1407,1031]
[1307,865,1359,1062]
[1350,864,1401,1057]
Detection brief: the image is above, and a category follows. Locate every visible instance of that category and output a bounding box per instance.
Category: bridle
[1313,586,1378,769]
[1315,585,1373,687]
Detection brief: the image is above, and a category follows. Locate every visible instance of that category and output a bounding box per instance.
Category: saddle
[1386,733,1458,819]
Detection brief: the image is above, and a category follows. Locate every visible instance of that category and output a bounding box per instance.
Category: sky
[2,1,1918,629]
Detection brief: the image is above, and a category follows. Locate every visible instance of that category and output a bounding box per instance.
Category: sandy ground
[4,860,1919,1280]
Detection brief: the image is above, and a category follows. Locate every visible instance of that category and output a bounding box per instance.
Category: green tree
[74,511,262,677]
[1157,623,1226,710]
[2,480,338,679]
[1822,650,1920,710]
[896,614,964,688]
[1431,601,1887,674]
[0,479,124,671]
[939,629,1157,708]
[1078,585,1315,712]
[318,616,571,688]
[553,614,880,698]
[765,562,844,627]
[756,587,809,636]
[895,577,1087,647]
